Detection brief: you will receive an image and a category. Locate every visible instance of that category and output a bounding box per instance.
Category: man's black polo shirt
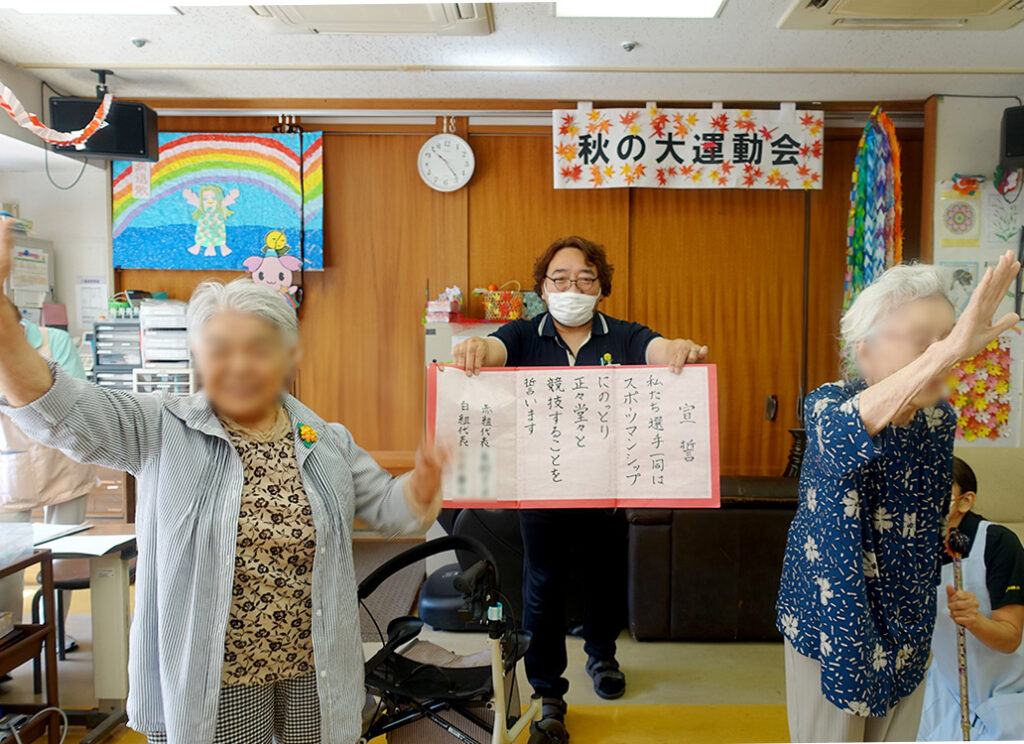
[490,312,661,368]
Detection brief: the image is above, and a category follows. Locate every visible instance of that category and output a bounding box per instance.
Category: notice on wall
[552,106,823,190]
[428,364,720,509]
[75,275,109,329]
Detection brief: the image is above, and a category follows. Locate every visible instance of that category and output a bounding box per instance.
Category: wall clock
[417,133,475,192]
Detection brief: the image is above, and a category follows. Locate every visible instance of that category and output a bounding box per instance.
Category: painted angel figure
[183,184,240,257]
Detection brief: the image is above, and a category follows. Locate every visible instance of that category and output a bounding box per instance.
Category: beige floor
[2,603,787,742]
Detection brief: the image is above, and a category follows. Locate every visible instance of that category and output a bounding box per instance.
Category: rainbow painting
[112,132,324,270]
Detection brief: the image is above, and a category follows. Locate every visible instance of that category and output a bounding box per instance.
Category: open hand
[408,439,451,508]
[947,584,980,629]
[943,250,1021,363]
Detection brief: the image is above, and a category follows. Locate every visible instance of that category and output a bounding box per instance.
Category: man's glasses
[546,275,597,292]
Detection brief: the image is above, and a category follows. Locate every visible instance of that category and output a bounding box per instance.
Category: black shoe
[0,674,12,683]
[586,655,626,700]
[528,698,569,744]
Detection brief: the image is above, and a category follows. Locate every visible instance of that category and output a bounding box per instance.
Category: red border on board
[429,363,721,510]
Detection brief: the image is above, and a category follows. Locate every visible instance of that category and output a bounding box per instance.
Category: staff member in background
[918,457,1024,741]
[0,295,98,655]
[452,235,708,743]
[0,218,447,744]
[776,255,1020,743]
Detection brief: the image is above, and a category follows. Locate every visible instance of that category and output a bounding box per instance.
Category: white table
[38,532,136,744]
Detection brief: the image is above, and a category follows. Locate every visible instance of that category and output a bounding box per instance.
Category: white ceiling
[0,1,1022,103]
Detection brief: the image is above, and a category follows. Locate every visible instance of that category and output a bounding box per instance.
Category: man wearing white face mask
[452,236,708,743]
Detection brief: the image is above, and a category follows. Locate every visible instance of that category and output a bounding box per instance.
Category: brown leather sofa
[626,476,798,641]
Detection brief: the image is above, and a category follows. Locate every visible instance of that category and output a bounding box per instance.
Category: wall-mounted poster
[948,326,1024,447]
[552,105,823,190]
[112,132,323,270]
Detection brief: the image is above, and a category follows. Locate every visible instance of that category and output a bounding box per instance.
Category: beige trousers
[785,639,926,743]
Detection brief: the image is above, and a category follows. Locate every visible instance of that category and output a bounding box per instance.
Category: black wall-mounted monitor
[1001,105,1024,170]
[48,96,159,162]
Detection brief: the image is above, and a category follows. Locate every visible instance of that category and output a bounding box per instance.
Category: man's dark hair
[532,236,614,298]
[952,456,978,495]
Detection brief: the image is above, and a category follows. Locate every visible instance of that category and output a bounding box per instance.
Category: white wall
[932,93,1024,522]
[0,163,112,339]
[0,60,46,149]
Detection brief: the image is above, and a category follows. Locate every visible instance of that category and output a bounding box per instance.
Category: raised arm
[0,219,57,406]
[857,251,1020,436]
[0,218,161,475]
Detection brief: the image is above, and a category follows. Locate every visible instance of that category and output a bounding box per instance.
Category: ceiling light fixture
[555,0,727,18]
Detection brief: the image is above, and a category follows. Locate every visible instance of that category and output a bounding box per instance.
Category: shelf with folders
[132,367,195,396]
[139,299,190,369]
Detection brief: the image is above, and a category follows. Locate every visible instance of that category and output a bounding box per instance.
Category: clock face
[417,134,475,192]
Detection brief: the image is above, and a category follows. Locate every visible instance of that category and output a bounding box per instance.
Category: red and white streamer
[1,82,112,149]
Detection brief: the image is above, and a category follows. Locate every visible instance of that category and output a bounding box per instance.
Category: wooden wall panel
[466,135,630,319]
[299,134,465,451]
[806,130,925,394]
[628,188,806,477]
[116,112,927,477]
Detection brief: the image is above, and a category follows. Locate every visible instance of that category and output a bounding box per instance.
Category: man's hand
[666,338,709,374]
[947,584,980,630]
[451,337,495,376]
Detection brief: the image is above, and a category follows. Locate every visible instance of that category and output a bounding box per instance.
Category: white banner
[552,106,823,190]
[428,364,721,509]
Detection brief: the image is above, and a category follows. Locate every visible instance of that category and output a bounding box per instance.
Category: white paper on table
[41,533,135,557]
[32,522,93,545]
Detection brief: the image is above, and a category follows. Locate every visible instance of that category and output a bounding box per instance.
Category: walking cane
[947,528,971,741]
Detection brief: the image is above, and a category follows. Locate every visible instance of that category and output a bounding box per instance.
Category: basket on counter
[474,281,525,321]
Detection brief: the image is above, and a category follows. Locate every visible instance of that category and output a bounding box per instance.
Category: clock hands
[435,153,459,177]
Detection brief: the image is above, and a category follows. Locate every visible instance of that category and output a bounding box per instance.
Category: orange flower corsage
[298,423,318,448]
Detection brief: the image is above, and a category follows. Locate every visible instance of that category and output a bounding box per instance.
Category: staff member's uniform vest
[0,326,99,512]
[918,520,1024,741]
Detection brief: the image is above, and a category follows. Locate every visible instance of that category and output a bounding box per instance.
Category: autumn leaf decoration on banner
[552,106,823,190]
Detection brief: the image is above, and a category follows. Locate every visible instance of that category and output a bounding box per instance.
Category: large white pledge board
[427,364,720,509]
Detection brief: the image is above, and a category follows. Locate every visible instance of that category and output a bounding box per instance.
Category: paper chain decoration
[1,81,112,149]
[843,106,903,311]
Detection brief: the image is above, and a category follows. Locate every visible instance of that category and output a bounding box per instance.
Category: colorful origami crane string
[843,106,903,312]
[1,81,112,149]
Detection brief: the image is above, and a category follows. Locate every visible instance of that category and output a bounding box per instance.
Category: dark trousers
[519,508,628,700]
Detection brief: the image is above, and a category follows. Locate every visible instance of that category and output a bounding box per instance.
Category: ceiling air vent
[251,3,494,35]
[778,0,1024,29]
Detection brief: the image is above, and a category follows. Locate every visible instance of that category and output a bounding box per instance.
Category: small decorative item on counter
[426,285,463,322]
[474,280,525,321]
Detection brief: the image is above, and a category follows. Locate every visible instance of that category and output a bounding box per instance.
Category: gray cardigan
[0,363,432,744]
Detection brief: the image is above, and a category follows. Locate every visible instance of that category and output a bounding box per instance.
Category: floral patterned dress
[219,409,317,686]
[776,379,956,716]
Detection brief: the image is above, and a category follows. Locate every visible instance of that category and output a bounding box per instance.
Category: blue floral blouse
[776,379,956,717]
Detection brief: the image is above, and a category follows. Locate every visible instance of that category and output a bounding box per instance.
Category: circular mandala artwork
[944,202,975,235]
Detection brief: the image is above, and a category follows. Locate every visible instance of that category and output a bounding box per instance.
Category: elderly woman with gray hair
[0,219,447,744]
[776,251,1021,743]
